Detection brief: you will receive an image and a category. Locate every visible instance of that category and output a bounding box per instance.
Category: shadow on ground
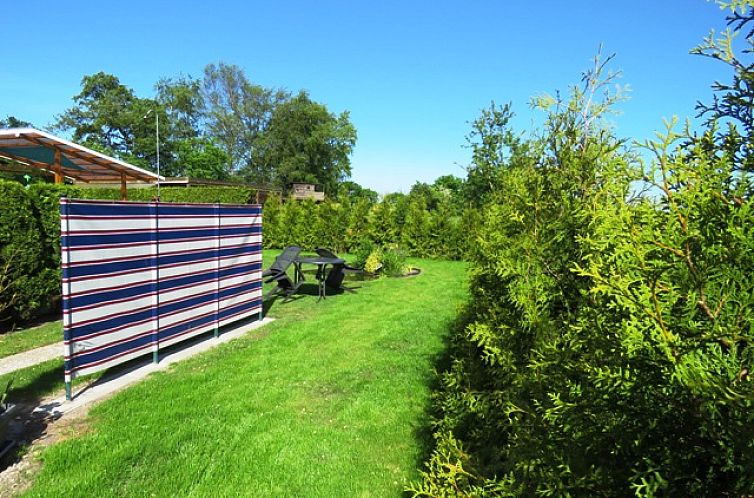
[409,307,469,485]
[1,313,271,470]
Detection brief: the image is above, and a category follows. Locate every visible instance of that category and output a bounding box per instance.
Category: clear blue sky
[1,1,731,193]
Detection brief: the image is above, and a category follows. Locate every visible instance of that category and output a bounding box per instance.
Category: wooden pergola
[0,128,162,199]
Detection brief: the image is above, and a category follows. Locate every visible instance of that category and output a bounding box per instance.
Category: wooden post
[120,173,128,200]
[53,149,63,184]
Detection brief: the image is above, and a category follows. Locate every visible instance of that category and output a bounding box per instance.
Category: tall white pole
[156,112,160,200]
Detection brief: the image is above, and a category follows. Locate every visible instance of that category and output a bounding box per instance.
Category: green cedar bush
[0,180,48,323]
[411,33,754,497]
[2,180,469,326]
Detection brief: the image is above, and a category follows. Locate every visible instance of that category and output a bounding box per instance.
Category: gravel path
[0,343,63,377]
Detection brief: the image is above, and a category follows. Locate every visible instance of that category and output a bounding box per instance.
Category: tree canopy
[252,91,357,195]
[53,64,358,190]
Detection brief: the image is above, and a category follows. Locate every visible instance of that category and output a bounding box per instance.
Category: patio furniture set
[262,246,361,302]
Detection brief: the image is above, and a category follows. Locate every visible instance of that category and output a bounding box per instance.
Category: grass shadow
[1,360,65,469]
[2,311,273,470]
[408,307,469,486]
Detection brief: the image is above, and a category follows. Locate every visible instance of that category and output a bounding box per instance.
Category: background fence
[61,199,263,397]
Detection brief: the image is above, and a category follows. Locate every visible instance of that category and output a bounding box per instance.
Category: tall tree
[255,91,357,195]
[201,62,288,180]
[54,72,171,174]
[174,137,230,180]
[462,102,522,207]
[156,75,203,143]
[0,116,34,129]
[336,180,378,203]
[692,0,754,171]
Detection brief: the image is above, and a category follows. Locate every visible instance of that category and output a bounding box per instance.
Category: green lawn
[18,252,466,497]
[0,321,61,359]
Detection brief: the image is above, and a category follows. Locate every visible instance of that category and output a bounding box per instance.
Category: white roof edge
[0,127,164,181]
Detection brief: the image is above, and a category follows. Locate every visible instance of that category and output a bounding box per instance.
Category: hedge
[75,186,257,204]
[0,181,55,324]
[0,184,258,328]
[261,196,471,259]
[1,182,470,327]
[409,62,754,496]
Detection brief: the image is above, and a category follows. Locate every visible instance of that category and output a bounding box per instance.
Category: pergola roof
[0,128,162,183]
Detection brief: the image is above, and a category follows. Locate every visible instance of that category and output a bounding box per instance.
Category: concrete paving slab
[0,343,62,377]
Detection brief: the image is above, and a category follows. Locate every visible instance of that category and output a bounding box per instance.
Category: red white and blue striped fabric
[61,199,263,381]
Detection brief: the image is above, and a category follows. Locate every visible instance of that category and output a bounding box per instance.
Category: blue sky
[1,1,732,193]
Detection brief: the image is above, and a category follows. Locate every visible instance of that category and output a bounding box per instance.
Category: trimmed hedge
[1,182,470,327]
[0,181,56,324]
[75,186,257,204]
[0,184,258,328]
[261,196,471,259]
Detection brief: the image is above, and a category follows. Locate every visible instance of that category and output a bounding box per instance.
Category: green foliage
[380,246,408,277]
[569,120,754,496]
[54,72,169,174]
[364,249,383,274]
[401,197,432,257]
[357,245,408,277]
[201,61,289,179]
[413,16,754,495]
[351,240,375,269]
[0,184,257,327]
[345,198,373,250]
[260,194,282,249]
[57,64,360,190]
[27,183,81,271]
[0,377,13,410]
[313,199,349,253]
[255,91,357,196]
[174,137,231,180]
[261,191,471,260]
[336,180,379,204]
[0,180,50,324]
[691,1,754,171]
[462,102,520,207]
[0,116,34,128]
[74,186,256,204]
[368,199,398,247]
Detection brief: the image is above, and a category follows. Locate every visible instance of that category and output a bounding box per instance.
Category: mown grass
[17,252,466,497]
[0,321,61,359]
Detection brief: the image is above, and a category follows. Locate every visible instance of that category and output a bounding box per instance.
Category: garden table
[294,256,345,302]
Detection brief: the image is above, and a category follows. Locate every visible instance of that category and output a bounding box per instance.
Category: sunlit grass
[0,321,61,359]
[18,252,466,497]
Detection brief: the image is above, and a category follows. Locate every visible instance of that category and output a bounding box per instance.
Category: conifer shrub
[411,33,754,495]
[0,180,49,324]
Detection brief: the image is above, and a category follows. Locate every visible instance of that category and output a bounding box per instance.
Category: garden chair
[314,247,360,293]
[263,245,303,301]
[315,248,363,274]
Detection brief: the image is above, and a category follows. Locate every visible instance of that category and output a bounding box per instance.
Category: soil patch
[0,392,94,497]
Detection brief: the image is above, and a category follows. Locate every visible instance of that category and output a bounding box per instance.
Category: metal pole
[153,200,160,364]
[156,113,160,200]
[62,197,74,401]
[214,202,220,338]
[258,205,264,321]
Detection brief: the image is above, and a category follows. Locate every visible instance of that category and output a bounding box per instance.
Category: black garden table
[294,256,345,302]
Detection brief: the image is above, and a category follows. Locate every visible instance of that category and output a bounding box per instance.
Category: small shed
[290,182,325,202]
[0,128,162,199]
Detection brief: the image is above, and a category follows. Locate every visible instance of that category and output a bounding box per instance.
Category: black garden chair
[314,247,361,293]
[263,245,303,301]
